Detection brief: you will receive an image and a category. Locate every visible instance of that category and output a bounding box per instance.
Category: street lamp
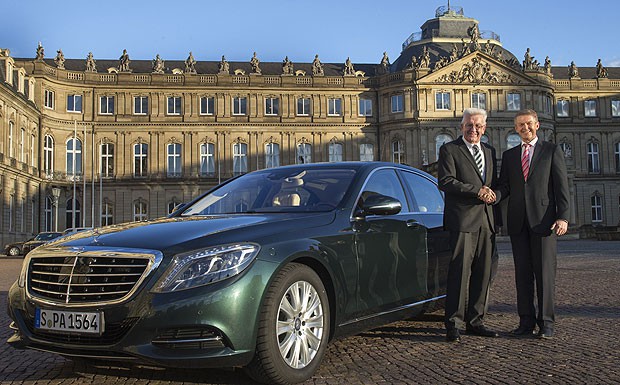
[51,187,61,232]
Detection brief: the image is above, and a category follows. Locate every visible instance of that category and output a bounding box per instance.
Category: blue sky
[2,0,618,68]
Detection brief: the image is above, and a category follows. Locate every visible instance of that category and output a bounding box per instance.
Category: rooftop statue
[85,52,97,72]
[152,54,165,74]
[185,51,197,74]
[118,49,131,72]
[312,54,324,76]
[54,49,65,69]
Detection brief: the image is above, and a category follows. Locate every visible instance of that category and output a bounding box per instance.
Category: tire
[245,263,330,385]
[7,246,21,256]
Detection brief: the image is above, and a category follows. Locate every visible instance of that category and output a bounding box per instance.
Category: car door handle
[406,220,421,229]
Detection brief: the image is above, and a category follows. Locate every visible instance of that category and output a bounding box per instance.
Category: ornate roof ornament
[568,61,579,78]
[54,49,65,69]
[596,59,608,78]
[435,56,518,84]
[282,56,294,75]
[152,54,165,74]
[185,52,197,74]
[35,42,44,61]
[343,57,355,76]
[250,52,261,74]
[218,55,229,74]
[312,54,324,76]
[118,49,131,72]
[85,52,97,72]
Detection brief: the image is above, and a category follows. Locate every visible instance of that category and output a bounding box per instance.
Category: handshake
[478,186,496,204]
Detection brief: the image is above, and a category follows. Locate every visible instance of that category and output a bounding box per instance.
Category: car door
[399,170,450,299]
[352,168,428,317]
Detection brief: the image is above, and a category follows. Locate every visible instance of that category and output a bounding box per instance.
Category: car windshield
[181,167,357,216]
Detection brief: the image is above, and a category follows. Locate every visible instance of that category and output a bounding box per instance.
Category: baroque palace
[1,5,620,246]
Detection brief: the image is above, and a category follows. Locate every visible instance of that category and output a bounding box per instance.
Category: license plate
[35,308,104,335]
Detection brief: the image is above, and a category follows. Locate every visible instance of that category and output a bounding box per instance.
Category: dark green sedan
[7,162,449,385]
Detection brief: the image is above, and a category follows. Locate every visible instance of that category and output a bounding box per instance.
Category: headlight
[153,243,260,293]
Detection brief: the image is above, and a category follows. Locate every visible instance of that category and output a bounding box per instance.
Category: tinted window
[359,169,409,212]
[401,171,444,213]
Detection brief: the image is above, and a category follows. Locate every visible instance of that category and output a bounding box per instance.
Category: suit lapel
[457,139,483,182]
[529,141,544,178]
[482,144,493,184]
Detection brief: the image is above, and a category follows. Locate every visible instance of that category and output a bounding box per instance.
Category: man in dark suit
[495,109,570,339]
[438,108,499,342]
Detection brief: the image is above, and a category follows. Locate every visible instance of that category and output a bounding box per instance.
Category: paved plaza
[1,239,619,384]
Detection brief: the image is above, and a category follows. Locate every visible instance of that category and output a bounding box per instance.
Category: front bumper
[6,259,278,368]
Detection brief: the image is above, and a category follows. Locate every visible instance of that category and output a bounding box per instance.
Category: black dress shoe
[538,327,554,339]
[510,325,536,336]
[446,329,461,342]
[466,325,499,338]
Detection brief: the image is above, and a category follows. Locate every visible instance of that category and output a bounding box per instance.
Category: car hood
[42,212,337,254]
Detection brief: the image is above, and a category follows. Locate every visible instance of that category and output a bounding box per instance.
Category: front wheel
[7,246,20,256]
[245,263,330,385]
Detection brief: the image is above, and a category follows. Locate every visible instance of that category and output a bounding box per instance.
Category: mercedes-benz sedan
[7,162,449,385]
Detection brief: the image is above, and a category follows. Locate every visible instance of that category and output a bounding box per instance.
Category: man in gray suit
[438,108,499,342]
[496,109,570,339]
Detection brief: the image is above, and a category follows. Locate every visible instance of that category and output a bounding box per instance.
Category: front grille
[152,327,227,350]
[28,253,153,305]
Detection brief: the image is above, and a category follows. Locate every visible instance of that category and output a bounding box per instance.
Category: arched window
[392,140,405,164]
[167,143,182,177]
[297,143,312,164]
[66,137,82,177]
[360,143,374,161]
[8,121,14,158]
[133,143,148,177]
[44,134,54,177]
[328,142,343,162]
[233,142,248,175]
[200,143,215,176]
[101,201,114,226]
[100,142,115,178]
[435,134,452,161]
[591,194,603,223]
[506,133,521,150]
[133,200,148,222]
[66,198,81,229]
[587,142,600,173]
[265,142,280,168]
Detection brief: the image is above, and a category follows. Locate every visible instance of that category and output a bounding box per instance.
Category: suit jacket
[438,137,497,233]
[497,140,570,236]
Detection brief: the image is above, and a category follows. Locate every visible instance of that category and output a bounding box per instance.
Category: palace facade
[2,5,620,246]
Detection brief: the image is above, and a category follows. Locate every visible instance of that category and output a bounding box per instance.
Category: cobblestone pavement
[1,239,619,384]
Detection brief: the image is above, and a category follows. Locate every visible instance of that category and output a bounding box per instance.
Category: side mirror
[358,194,402,217]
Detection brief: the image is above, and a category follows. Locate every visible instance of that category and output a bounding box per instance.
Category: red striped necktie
[521,143,531,181]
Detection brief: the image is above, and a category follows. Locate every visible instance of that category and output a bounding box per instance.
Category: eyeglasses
[463,123,486,130]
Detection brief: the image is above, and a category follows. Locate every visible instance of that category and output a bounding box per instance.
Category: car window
[182,168,357,215]
[359,168,409,212]
[400,171,444,213]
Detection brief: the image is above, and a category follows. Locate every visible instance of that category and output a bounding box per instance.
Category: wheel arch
[288,255,337,342]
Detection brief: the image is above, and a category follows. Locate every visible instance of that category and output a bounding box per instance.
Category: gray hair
[461,108,488,124]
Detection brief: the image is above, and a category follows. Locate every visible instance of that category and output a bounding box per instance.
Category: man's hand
[478,186,496,204]
[551,219,568,236]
